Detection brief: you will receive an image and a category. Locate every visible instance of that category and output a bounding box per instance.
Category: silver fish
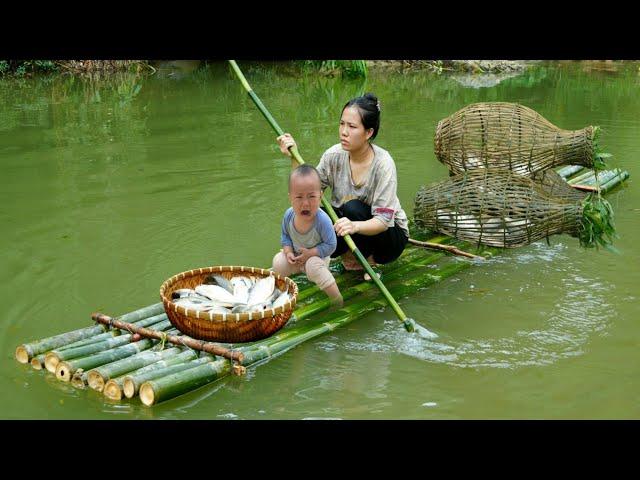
[271,291,291,310]
[232,282,250,304]
[171,288,197,299]
[247,275,275,306]
[195,284,239,307]
[203,274,234,294]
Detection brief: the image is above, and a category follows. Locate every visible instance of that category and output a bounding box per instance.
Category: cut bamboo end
[15,346,29,364]
[44,353,60,373]
[123,378,136,399]
[30,357,43,370]
[71,373,86,389]
[87,371,105,392]
[103,380,122,400]
[56,362,74,382]
[139,383,155,406]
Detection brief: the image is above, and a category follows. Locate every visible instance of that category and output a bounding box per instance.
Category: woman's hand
[276,133,297,157]
[334,217,360,237]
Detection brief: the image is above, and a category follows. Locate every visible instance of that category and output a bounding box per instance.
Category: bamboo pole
[104,347,191,400]
[228,60,435,338]
[87,346,183,392]
[15,302,165,364]
[139,359,231,406]
[407,238,485,259]
[91,313,244,363]
[55,339,156,382]
[557,165,585,178]
[120,350,203,399]
[123,355,214,399]
[43,314,169,373]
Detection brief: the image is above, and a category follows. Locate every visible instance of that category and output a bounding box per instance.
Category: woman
[277,93,409,279]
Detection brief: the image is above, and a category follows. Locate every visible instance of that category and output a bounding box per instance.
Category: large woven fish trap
[413,169,616,249]
[434,102,607,175]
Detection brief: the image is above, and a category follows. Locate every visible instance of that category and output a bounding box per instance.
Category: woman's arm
[334,216,387,237]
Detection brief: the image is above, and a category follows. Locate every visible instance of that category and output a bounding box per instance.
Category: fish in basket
[160,266,298,343]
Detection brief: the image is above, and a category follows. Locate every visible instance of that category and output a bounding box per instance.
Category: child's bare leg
[322,281,343,307]
[304,256,342,306]
[340,250,363,271]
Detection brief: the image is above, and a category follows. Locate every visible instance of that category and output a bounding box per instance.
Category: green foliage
[578,194,618,251]
[300,60,368,79]
[0,60,58,76]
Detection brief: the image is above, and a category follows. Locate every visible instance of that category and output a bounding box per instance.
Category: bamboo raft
[14,166,629,407]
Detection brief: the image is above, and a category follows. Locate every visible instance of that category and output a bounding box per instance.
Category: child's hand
[293,247,314,265]
[285,251,298,265]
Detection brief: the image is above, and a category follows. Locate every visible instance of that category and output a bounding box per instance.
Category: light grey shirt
[316,143,409,237]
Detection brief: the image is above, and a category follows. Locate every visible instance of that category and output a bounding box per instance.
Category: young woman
[277,93,409,279]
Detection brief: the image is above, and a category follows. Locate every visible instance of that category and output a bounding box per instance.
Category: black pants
[324,199,408,264]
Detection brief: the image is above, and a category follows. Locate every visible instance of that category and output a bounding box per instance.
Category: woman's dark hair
[342,92,381,140]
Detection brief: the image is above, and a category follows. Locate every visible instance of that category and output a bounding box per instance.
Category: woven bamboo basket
[434,102,598,175]
[413,169,585,248]
[160,266,298,343]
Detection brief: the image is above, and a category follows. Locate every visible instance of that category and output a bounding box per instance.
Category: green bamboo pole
[600,170,628,192]
[104,348,194,400]
[139,359,231,406]
[557,165,585,178]
[567,169,597,185]
[87,346,183,392]
[120,350,204,399]
[15,302,165,364]
[123,355,215,400]
[55,339,156,382]
[30,354,46,370]
[43,314,170,373]
[228,60,435,338]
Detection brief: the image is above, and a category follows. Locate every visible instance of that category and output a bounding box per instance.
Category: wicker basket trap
[434,102,598,175]
[160,266,298,343]
[413,169,585,248]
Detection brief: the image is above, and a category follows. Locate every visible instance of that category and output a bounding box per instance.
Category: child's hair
[288,164,322,192]
[342,92,381,140]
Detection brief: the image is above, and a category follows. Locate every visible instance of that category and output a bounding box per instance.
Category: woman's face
[339,106,373,152]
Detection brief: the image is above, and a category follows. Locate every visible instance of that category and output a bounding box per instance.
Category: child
[272,164,343,307]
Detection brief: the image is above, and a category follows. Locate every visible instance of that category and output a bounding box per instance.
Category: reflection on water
[349,242,615,369]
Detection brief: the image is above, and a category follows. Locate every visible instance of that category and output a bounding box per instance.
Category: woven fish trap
[434,102,598,175]
[413,169,585,248]
[160,266,298,343]
[531,169,587,202]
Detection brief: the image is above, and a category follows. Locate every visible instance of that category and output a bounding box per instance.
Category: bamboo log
[123,355,214,399]
[55,339,155,382]
[407,238,485,259]
[91,313,244,363]
[139,359,231,406]
[87,346,183,392]
[601,170,628,192]
[557,165,585,178]
[30,354,46,370]
[44,315,170,373]
[15,302,165,363]
[117,350,202,399]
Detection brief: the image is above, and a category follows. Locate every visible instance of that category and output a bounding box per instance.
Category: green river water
[1,61,638,419]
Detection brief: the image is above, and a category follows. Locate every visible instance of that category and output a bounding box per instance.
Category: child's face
[289,174,322,219]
